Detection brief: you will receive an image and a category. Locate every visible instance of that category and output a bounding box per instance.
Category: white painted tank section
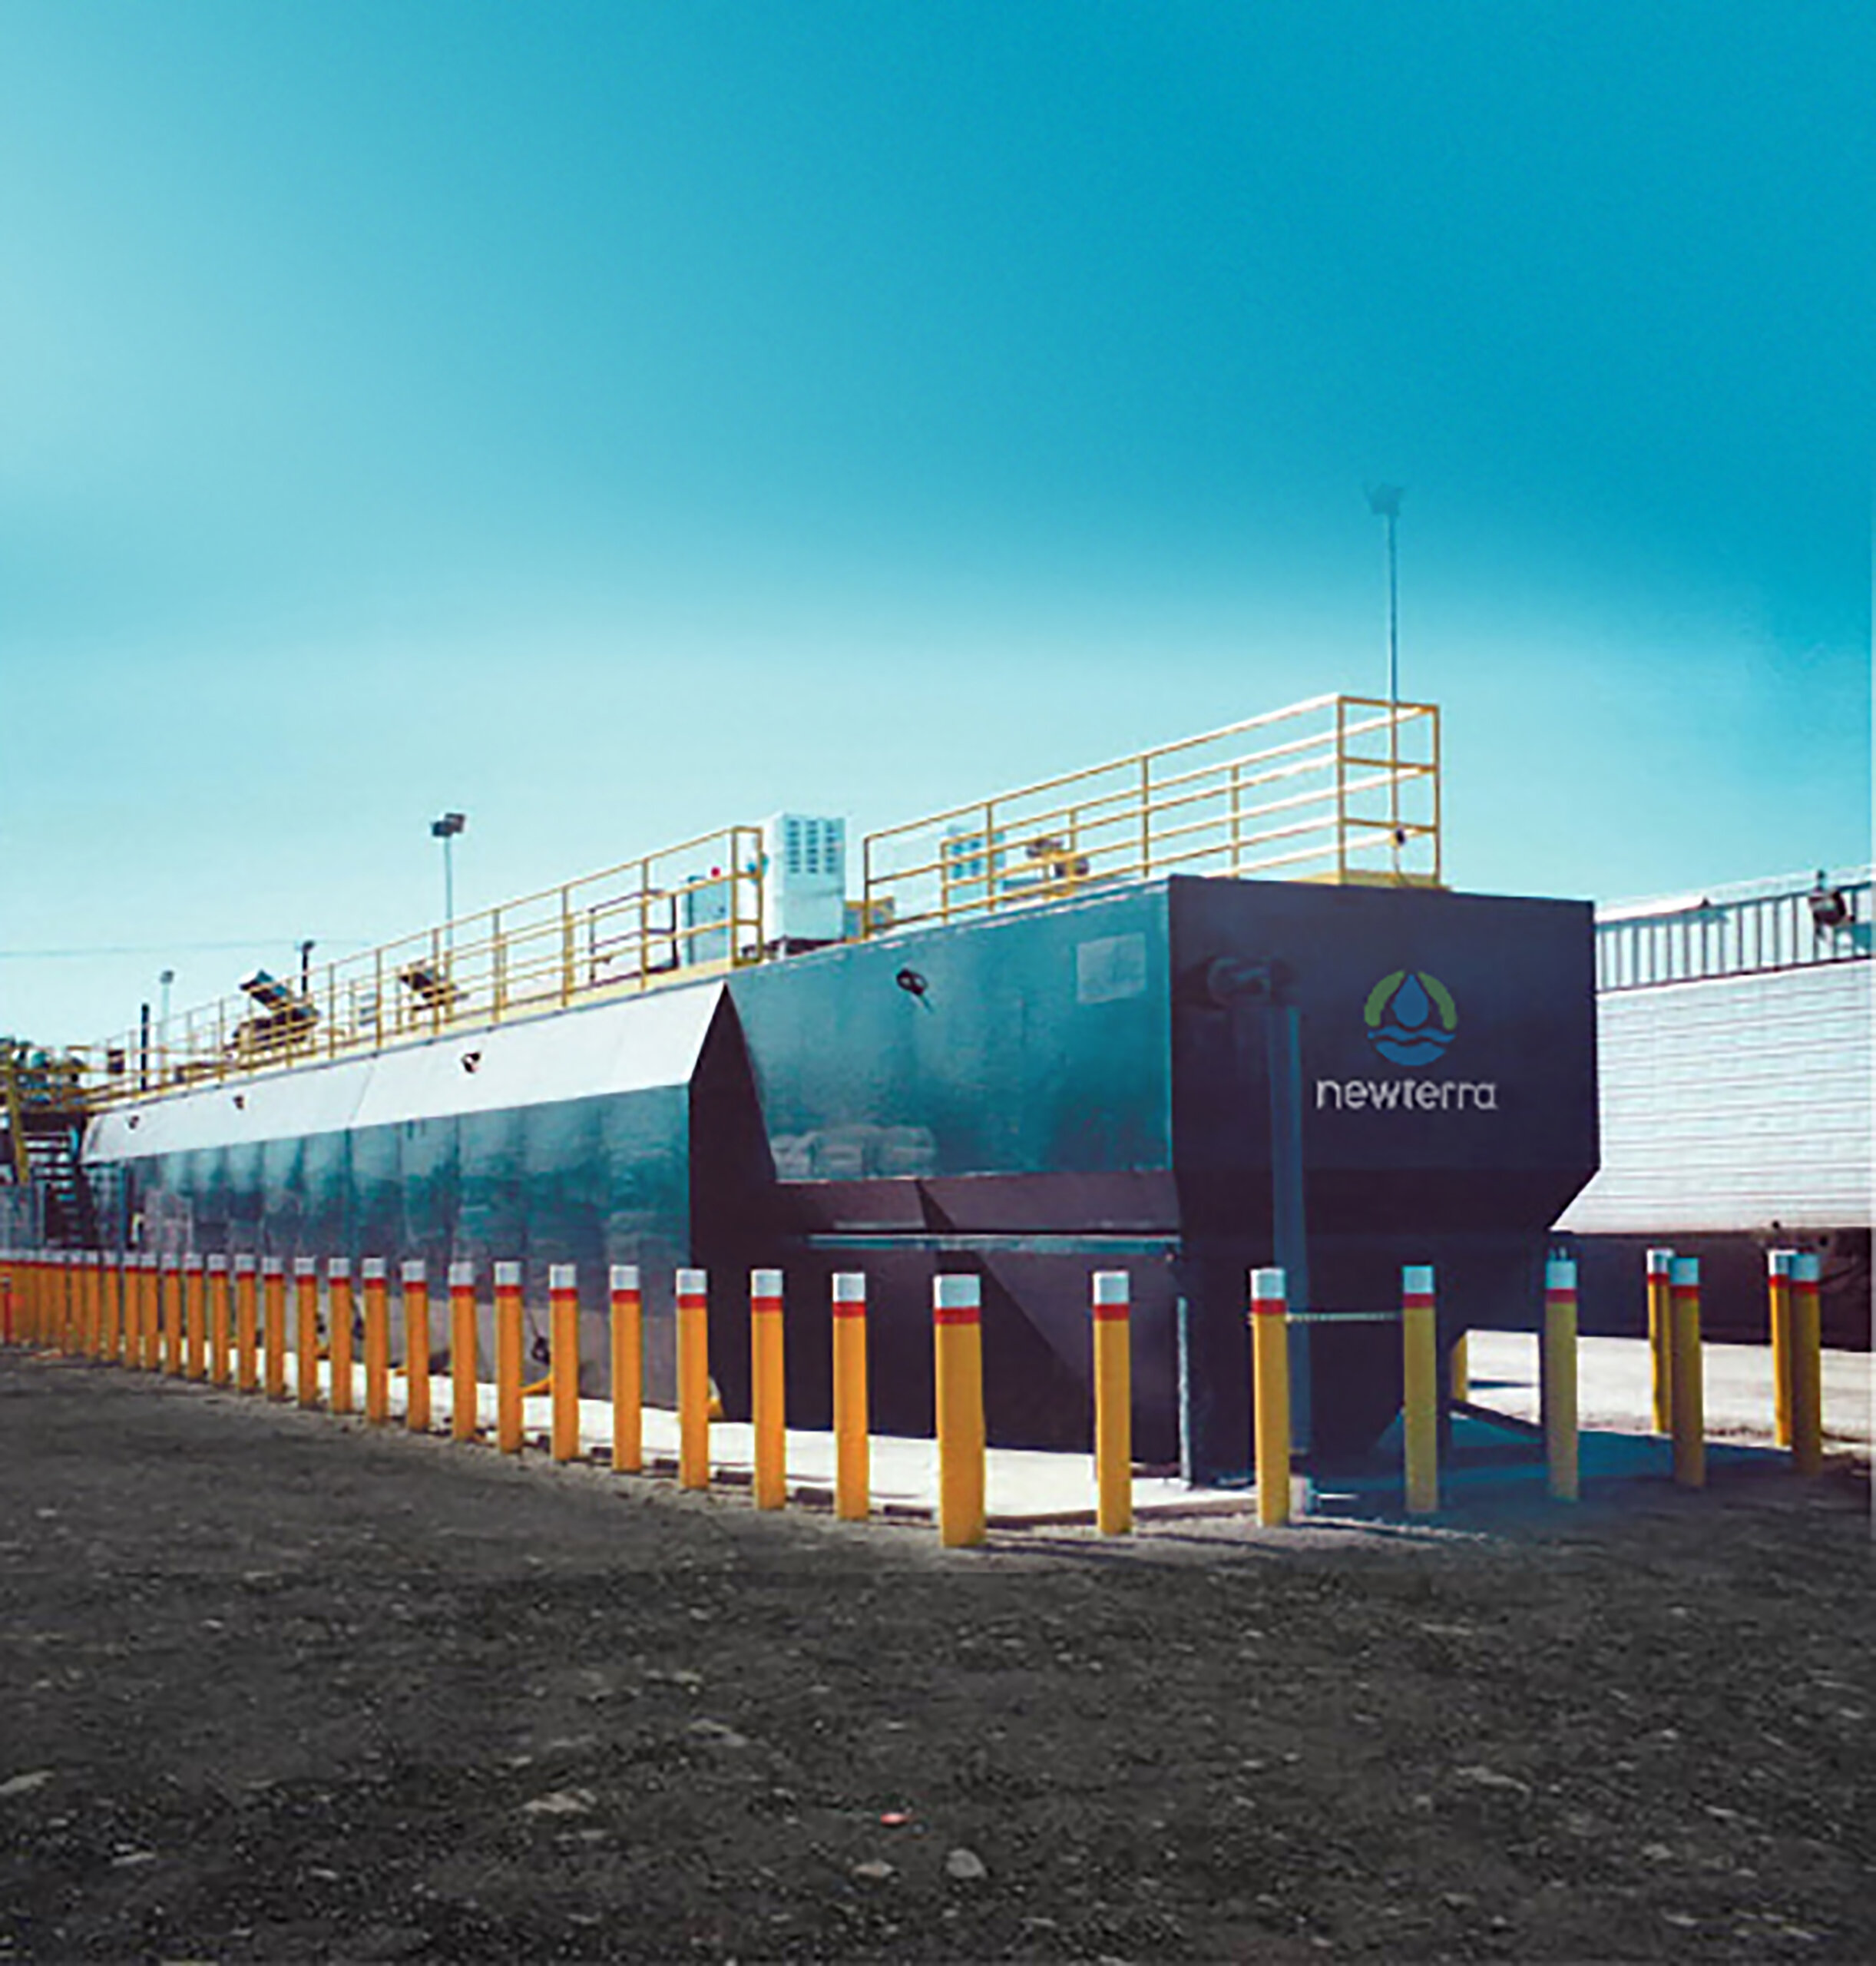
[1558,959,1871,1234]
[84,980,725,1164]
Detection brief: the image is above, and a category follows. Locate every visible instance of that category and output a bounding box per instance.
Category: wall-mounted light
[1807,872,1849,932]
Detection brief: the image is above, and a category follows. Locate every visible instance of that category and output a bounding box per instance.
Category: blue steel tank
[83,874,1596,1472]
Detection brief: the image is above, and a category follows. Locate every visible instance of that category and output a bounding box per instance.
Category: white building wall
[1559,958,1872,1235]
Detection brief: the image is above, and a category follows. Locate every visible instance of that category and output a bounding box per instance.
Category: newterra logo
[1316,968,1500,1114]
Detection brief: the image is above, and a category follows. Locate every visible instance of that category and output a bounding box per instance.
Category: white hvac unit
[761,813,847,948]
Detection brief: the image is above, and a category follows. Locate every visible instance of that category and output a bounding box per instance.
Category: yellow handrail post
[1766,1248,1795,1449]
[610,1265,643,1473]
[1249,1266,1292,1528]
[449,1260,478,1441]
[326,1259,355,1415]
[1401,1264,1439,1515]
[751,1268,786,1510]
[262,1257,287,1399]
[932,1275,986,1547]
[1542,1258,1580,1503]
[184,1253,206,1381]
[1091,1270,1133,1536]
[1790,1253,1824,1479]
[831,1273,869,1521]
[495,1262,524,1452]
[1669,1256,1706,1489]
[362,1258,390,1423]
[676,1268,710,1491]
[402,1260,431,1433]
[1646,1247,1674,1434]
[207,1256,230,1385]
[550,1263,580,1461]
[233,1256,259,1390]
[294,1258,321,1408]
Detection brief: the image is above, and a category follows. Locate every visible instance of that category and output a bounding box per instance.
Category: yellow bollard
[262,1258,287,1398]
[294,1258,321,1408]
[1790,1253,1824,1479]
[233,1255,260,1392]
[1669,1256,1706,1488]
[676,1268,711,1490]
[207,1256,230,1385]
[831,1273,870,1521]
[402,1260,431,1432]
[184,1254,206,1380]
[449,1260,478,1441]
[0,1259,12,1348]
[1646,1247,1674,1434]
[495,1261,523,1451]
[1091,1270,1133,1536]
[1448,1330,1469,1405]
[84,1252,101,1358]
[610,1265,643,1474]
[164,1257,186,1377]
[362,1258,390,1423]
[933,1274,987,1547]
[1766,1249,1795,1449]
[102,1253,122,1362]
[550,1263,580,1461]
[1402,1263,1440,1515]
[1542,1258,1580,1503]
[1249,1266,1292,1528]
[328,1259,355,1415]
[750,1269,787,1510]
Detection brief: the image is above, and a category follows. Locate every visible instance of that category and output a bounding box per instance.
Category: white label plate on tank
[1076,932,1147,1005]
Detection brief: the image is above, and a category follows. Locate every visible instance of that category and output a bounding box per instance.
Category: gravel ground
[2,1350,1871,1964]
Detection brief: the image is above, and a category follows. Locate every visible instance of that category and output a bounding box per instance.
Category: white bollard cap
[750,1267,783,1299]
[1768,1249,1795,1277]
[1092,1270,1130,1307]
[1793,1252,1821,1284]
[1401,1263,1435,1297]
[1249,1266,1287,1304]
[677,1267,707,1297]
[1646,1247,1674,1277]
[1669,1256,1699,1288]
[832,1272,866,1305]
[233,1253,257,1273]
[549,1263,577,1292]
[402,1259,426,1285]
[207,1254,228,1273]
[294,1257,317,1278]
[610,1264,640,1292]
[449,1261,475,1289]
[495,1260,521,1289]
[261,1256,283,1276]
[933,1274,980,1310]
[328,1257,351,1279]
[184,1253,203,1273]
[1545,1258,1577,1292]
[362,1256,387,1280]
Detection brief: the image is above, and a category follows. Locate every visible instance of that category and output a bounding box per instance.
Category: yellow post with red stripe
[1766,1249,1795,1449]
[449,1260,478,1441]
[751,1268,787,1510]
[234,1256,260,1388]
[81,1252,99,1358]
[933,1274,986,1547]
[295,1258,321,1408]
[550,1264,580,1461]
[1646,1247,1674,1434]
[362,1258,390,1423]
[165,1256,187,1378]
[183,1254,206,1381]
[832,1273,869,1521]
[0,1259,12,1349]
[402,1260,431,1432]
[1542,1257,1579,1502]
[495,1261,524,1452]
[1669,1255,1705,1488]
[206,1256,230,1385]
[1250,1267,1292,1528]
[610,1265,643,1473]
[677,1268,711,1490]
[103,1253,122,1362]
[1091,1270,1133,1536]
[1401,1264,1439,1515]
[262,1257,288,1398]
[327,1259,354,1415]
[1790,1253,1824,1479]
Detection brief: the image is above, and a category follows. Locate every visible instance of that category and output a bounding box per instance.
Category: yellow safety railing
[859,693,1439,936]
[88,826,765,1107]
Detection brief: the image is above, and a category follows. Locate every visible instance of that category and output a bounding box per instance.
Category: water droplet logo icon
[1364,969,1457,1067]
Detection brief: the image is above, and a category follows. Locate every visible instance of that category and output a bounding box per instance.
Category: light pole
[431,812,466,928]
[1365,485,1406,872]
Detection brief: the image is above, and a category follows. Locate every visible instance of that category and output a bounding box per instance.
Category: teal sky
[2,1,1870,1048]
